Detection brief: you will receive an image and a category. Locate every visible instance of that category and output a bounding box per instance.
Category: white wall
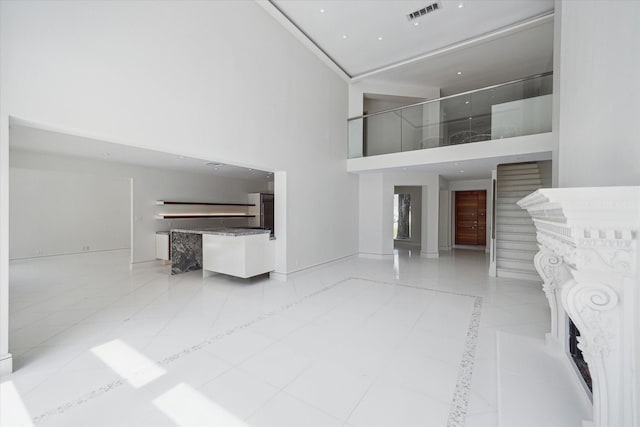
[394,186,422,248]
[0,0,357,272]
[359,172,439,258]
[555,0,640,187]
[9,166,130,259]
[358,174,385,255]
[10,149,269,263]
[349,81,439,118]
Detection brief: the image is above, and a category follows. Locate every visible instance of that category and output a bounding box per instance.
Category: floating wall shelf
[155,200,255,220]
[156,201,255,207]
[155,214,256,219]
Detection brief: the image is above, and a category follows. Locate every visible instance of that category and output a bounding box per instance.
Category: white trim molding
[518,186,640,427]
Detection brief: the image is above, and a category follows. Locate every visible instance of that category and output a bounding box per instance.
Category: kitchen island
[171,228,274,278]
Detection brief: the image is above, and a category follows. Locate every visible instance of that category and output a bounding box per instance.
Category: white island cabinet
[169,227,274,278]
[203,232,274,278]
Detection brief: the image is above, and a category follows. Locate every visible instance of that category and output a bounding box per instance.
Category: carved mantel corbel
[518,187,639,427]
[533,248,571,349]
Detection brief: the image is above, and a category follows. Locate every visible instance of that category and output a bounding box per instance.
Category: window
[393,193,411,240]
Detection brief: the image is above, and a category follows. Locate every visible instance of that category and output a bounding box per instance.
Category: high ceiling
[9,124,272,181]
[271,0,554,94]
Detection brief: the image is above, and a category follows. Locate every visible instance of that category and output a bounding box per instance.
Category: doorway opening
[393,186,422,251]
[454,190,487,248]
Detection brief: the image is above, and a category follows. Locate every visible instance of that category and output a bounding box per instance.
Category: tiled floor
[1,248,550,427]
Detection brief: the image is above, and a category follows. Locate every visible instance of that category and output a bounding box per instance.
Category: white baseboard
[420,251,439,259]
[358,253,394,260]
[269,253,359,281]
[0,353,13,375]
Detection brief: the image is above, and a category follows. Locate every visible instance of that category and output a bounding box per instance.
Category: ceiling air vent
[406,2,443,21]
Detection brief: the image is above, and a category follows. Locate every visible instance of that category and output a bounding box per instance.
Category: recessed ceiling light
[378,36,383,41]
[465,101,469,104]
[342,34,348,39]
[460,170,465,173]
[469,117,473,120]
[414,21,419,26]
[319,8,325,13]
[458,3,464,8]
[179,155,185,159]
[457,71,462,75]
[248,169,253,171]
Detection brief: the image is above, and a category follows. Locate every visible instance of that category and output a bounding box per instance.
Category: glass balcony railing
[347,72,553,159]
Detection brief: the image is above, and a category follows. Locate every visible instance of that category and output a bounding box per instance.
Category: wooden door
[455,190,487,246]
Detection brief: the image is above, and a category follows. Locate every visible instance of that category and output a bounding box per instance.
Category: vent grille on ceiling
[407,2,443,21]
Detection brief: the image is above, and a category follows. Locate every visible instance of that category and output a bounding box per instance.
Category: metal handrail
[347,71,553,121]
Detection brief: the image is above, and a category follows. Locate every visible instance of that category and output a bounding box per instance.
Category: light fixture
[457,71,462,75]
[460,170,465,173]
[179,156,185,159]
[469,116,473,120]
[320,8,325,13]
[342,34,348,39]
[414,21,419,26]
[458,3,464,8]
[465,101,469,104]
[378,36,383,41]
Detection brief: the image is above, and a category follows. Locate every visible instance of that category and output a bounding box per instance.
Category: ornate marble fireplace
[518,187,639,427]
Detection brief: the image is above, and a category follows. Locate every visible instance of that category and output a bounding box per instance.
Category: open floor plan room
[2,249,561,427]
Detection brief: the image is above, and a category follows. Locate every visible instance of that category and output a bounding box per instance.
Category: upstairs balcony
[347,72,553,162]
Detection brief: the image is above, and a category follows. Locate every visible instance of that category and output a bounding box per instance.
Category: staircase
[495,161,549,281]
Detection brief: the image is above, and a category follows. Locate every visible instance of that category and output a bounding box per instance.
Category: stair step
[496,210,530,218]
[496,173,543,181]
[497,248,537,261]
[496,216,534,225]
[498,174,542,186]
[497,224,535,233]
[496,231,537,241]
[497,191,534,198]
[497,258,537,272]
[496,203,526,210]
[496,268,541,281]
[496,197,524,205]
[497,240,539,251]
[497,184,542,192]
[498,162,538,171]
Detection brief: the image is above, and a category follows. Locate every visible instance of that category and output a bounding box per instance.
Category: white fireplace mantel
[518,186,640,427]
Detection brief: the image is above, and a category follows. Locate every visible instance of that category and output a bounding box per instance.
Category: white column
[0,114,11,374]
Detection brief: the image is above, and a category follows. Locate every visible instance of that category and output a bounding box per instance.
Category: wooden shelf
[156,214,256,219]
[156,201,255,207]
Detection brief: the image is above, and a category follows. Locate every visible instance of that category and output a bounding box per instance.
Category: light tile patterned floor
[1,248,549,427]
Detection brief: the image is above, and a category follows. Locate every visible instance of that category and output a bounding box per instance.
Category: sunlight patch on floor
[154,382,249,427]
[91,339,166,388]
[0,380,34,427]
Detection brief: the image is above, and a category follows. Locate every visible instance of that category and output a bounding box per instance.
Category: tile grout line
[446,296,483,427]
[29,276,353,425]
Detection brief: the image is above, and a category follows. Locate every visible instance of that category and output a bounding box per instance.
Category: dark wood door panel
[455,190,487,246]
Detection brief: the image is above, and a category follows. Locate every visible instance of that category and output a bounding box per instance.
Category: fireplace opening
[569,318,592,392]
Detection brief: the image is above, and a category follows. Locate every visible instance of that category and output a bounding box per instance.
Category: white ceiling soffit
[353,151,552,181]
[267,0,554,82]
[8,123,272,181]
